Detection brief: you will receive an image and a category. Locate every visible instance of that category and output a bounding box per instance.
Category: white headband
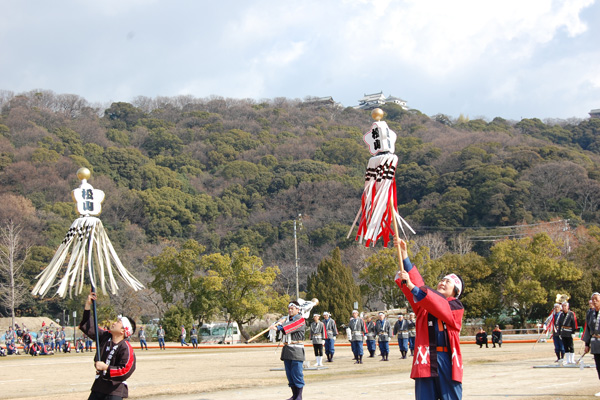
[118,315,133,337]
[444,274,462,297]
[288,302,300,309]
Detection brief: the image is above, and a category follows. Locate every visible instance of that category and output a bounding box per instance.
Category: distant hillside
[1,89,600,319]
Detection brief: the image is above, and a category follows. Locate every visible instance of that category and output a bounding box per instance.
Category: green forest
[1,89,600,337]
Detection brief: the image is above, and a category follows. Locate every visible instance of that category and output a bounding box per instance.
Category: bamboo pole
[246,317,286,343]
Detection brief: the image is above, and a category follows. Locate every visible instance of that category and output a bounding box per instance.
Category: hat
[323,311,330,316]
[378,312,385,316]
[352,309,359,314]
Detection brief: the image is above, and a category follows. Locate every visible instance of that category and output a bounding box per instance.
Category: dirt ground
[1,340,600,400]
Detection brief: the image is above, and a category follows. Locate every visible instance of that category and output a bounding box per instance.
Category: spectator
[85,334,93,352]
[6,340,20,355]
[476,327,488,348]
[157,325,166,350]
[407,312,417,357]
[492,325,503,348]
[190,325,198,348]
[57,327,66,352]
[29,342,40,356]
[22,329,32,355]
[180,325,189,346]
[138,326,148,350]
[75,338,85,353]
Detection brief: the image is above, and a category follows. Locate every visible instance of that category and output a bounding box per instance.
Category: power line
[414,219,567,232]
[412,219,570,242]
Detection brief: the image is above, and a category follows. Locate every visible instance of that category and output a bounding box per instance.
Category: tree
[161,304,194,341]
[488,233,582,327]
[427,252,498,319]
[0,221,31,327]
[306,247,361,324]
[149,240,221,325]
[359,248,404,310]
[200,247,288,340]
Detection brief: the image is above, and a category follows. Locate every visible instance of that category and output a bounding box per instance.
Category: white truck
[199,322,241,344]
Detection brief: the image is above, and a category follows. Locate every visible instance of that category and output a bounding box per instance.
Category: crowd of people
[1,322,104,357]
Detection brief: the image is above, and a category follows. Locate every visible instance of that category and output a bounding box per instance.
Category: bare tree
[0,221,30,328]
[414,232,449,260]
[450,234,473,255]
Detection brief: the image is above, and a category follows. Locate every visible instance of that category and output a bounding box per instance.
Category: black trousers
[313,343,323,356]
[88,391,123,400]
[595,354,600,380]
[562,336,574,353]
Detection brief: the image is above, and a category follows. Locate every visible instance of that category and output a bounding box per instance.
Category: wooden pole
[247,317,286,343]
[390,196,404,272]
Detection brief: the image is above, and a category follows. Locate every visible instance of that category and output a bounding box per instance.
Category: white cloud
[0,0,597,118]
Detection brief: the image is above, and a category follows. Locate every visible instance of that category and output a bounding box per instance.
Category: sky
[1,0,599,121]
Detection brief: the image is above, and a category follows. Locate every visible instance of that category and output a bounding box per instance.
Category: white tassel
[32,216,144,298]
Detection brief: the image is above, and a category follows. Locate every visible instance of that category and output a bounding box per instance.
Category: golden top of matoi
[77,167,91,181]
[371,108,384,121]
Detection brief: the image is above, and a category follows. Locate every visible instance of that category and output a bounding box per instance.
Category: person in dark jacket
[80,292,137,400]
[475,327,488,348]
[322,311,338,362]
[492,325,502,348]
[557,301,578,364]
[583,292,600,396]
[270,300,306,400]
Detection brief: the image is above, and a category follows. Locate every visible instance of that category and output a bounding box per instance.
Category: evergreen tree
[306,247,361,325]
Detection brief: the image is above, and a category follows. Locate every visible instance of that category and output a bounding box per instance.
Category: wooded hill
[1,89,600,328]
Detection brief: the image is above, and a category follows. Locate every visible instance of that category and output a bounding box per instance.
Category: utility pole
[563,219,571,253]
[294,214,302,299]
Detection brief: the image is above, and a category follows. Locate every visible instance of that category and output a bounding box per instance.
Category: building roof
[386,95,407,102]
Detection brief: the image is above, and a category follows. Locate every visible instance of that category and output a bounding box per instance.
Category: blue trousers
[351,340,363,356]
[409,337,415,350]
[398,338,409,352]
[140,339,147,349]
[553,335,564,355]
[324,338,335,355]
[158,338,165,348]
[283,359,304,388]
[415,352,462,400]
[366,339,376,353]
[378,340,390,355]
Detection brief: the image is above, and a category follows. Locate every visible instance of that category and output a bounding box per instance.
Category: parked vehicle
[199,322,241,344]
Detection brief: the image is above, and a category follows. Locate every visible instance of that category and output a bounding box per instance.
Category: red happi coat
[395,266,464,383]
